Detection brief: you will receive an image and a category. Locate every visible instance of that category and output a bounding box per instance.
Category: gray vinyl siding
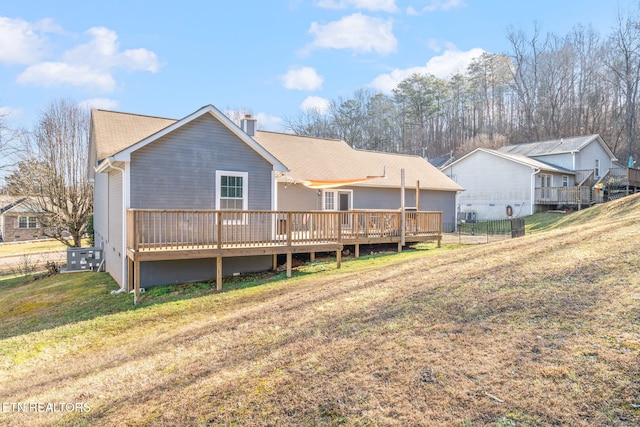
[531,153,572,170]
[139,256,272,288]
[126,114,275,288]
[350,186,457,232]
[277,183,323,210]
[277,183,457,232]
[130,114,273,210]
[530,141,614,174]
[573,141,614,174]
[106,169,124,286]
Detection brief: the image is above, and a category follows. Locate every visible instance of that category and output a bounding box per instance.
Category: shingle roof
[489,149,574,173]
[0,197,46,214]
[444,148,575,174]
[91,109,177,161]
[428,153,455,169]
[90,108,463,192]
[253,131,464,191]
[498,134,602,156]
[0,196,24,213]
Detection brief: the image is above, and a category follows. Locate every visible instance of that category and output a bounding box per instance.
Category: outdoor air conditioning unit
[66,247,103,271]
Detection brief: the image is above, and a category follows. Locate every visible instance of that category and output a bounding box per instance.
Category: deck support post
[310,252,315,262]
[272,254,278,271]
[286,252,292,278]
[216,256,223,291]
[134,260,140,305]
[397,241,403,252]
[127,257,133,292]
[336,249,342,269]
[355,243,360,258]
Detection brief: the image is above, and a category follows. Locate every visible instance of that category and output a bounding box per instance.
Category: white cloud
[17,62,117,92]
[255,112,284,131]
[300,96,331,114]
[280,66,324,91]
[426,38,457,53]
[406,0,465,15]
[369,47,485,92]
[0,17,61,65]
[77,98,120,111]
[303,13,397,55]
[63,27,160,73]
[120,48,161,73]
[14,24,160,93]
[314,0,398,12]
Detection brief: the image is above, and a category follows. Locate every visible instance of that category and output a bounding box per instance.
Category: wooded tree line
[285,13,640,164]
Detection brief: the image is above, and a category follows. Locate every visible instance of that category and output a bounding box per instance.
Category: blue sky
[0,0,632,132]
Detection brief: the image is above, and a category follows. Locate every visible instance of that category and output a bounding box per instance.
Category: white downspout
[531,167,540,215]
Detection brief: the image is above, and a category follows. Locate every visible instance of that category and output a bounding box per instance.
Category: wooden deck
[535,186,592,206]
[126,209,442,302]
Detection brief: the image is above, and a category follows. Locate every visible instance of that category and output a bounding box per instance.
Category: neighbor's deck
[126,209,442,300]
[535,167,640,206]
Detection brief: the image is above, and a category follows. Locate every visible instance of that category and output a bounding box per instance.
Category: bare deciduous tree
[607,9,640,161]
[7,99,92,247]
[281,10,640,164]
[0,112,23,184]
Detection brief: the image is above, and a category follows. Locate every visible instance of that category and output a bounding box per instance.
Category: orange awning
[302,177,379,189]
[300,167,387,189]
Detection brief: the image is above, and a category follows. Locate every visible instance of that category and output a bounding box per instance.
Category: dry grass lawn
[1,196,640,426]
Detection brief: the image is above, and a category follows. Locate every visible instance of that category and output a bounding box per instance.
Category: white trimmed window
[216,171,248,211]
[322,190,352,211]
[595,159,600,178]
[19,216,38,229]
[562,176,569,187]
[324,191,335,211]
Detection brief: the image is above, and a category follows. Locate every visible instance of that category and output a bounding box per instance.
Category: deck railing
[535,186,592,205]
[575,169,595,186]
[607,167,640,187]
[127,209,443,252]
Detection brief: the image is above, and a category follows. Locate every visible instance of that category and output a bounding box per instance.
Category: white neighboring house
[442,148,575,220]
[442,134,637,221]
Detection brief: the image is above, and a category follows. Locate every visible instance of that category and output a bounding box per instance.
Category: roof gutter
[95,157,116,174]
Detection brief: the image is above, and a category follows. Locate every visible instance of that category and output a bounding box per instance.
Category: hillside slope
[1,195,640,426]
